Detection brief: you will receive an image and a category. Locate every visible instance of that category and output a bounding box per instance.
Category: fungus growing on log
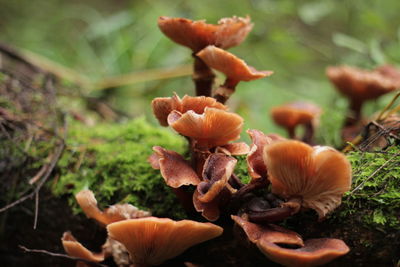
[167,107,243,150]
[75,190,150,226]
[107,217,223,267]
[271,101,321,143]
[158,16,253,96]
[326,65,398,127]
[196,45,273,103]
[232,216,349,267]
[263,140,352,219]
[61,232,105,267]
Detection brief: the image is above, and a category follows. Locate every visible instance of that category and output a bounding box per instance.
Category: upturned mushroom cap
[61,232,105,263]
[232,216,349,267]
[263,141,352,219]
[246,129,285,179]
[149,146,201,188]
[196,45,273,82]
[158,16,253,52]
[271,101,322,130]
[326,65,398,100]
[167,107,243,149]
[75,190,150,225]
[152,94,227,126]
[107,217,223,266]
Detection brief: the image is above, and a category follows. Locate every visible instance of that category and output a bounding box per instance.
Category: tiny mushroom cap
[61,231,105,264]
[107,217,223,266]
[232,216,349,267]
[149,146,201,188]
[196,45,273,84]
[151,94,227,126]
[326,65,398,100]
[263,140,352,219]
[167,107,244,149]
[75,190,150,226]
[158,16,253,52]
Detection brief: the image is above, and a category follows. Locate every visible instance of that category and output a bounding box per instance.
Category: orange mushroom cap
[326,65,398,100]
[232,216,349,267]
[168,107,243,149]
[196,45,273,82]
[149,146,201,188]
[152,94,227,127]
[75,190,150,226]
[61,231,105,264]
[271,101,322,130]
[107,217,223,266]
[158,16,253,52]
[263,140,352,219]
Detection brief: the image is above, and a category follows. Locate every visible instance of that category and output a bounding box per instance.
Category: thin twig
[19,245,108,267]
[350,152,400,194]
[33,192,39,230]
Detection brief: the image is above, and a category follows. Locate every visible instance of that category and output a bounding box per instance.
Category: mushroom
[263,140,352,220]
[270,101,321,144]
[193,153,238,221]
[61,231,105,267]
[151,94,227,127]
[107,217,223,267]
[326,65,398,127]
[167,107,244,151]
[158,16,253,96]
[232,215,350,267]
[75,190,150,226]
[196,45,273,103]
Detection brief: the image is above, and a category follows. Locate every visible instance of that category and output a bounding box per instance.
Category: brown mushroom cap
[263,140,352,219]
[232,216,349,267]
[196,45,273,82]
[168,107,243,149]
[326,65,398,100]
[152,94,227,126]
[61,232,105,263]
[75,190,150,225]
[149,146,201,188]
[271,101,322,130]
[107,217,223,266]
[158,16,253,52]
[246,129,286,180]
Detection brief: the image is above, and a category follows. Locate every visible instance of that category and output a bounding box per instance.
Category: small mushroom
[263,140,352,219]
[167,107,244,150]
[326,65,398,127]
[232,216,349,267]
[75,190,150,226]
[151,94,227,126]
[196,45,273,103]
[158,16,253,96]
[61,231,105,267]
[107,217,223,267]
[270,101,321,144]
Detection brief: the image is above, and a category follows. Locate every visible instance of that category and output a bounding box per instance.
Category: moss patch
[336,146,400,230]
[53,117,187,219]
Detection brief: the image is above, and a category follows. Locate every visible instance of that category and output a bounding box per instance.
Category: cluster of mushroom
[61,190,223,267]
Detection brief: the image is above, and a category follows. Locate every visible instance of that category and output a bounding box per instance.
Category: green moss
[336,146,400,230]
[53,117,187,219]
[234,155,251,184]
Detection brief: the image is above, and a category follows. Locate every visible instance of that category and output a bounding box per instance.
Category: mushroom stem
[213,78,239,104]
[345,98,363,126]
[247,206,294,223]
[193,55,215,97]
[287,126,296,139]
[302,122,314,144]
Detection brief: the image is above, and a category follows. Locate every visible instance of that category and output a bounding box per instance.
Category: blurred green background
[1,0,400,146]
